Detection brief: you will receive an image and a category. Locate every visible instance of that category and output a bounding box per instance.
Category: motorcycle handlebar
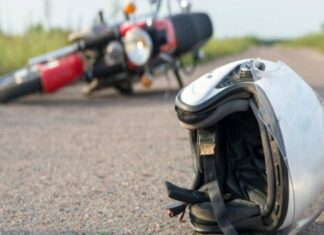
[81,29,119,49]
[28,44,79,66]
[28,29,119,66]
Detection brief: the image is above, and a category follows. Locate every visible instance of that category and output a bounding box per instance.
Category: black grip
[165,181,208,204]
[82,30,118,49]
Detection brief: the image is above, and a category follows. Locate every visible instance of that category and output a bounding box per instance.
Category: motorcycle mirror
[179,0,192,12]
[95,10,105,24]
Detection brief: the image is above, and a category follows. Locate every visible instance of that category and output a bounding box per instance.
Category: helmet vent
[238,62,253,81]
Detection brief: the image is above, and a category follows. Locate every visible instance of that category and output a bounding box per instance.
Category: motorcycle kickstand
[164,71,172,100]
[173,67,184,89]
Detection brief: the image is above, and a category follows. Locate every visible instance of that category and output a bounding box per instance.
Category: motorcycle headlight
[124,28,153,66]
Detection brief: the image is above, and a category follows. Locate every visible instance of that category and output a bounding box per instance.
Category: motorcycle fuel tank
[38,53,84,93]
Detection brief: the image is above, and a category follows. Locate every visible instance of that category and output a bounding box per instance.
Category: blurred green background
[1,0,324,75]
[0,25,68,74]
[0,24,260,75]
[2,25,324,75]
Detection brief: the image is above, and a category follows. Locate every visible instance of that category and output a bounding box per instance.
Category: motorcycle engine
[104,41,125,66]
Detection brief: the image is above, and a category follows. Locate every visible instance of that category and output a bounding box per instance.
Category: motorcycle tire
[0,68,43,103]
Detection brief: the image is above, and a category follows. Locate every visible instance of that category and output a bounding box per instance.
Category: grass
[0,24,261,75]
[0,24,68,75]
[280,32,324,53]
[201,36,260,62]
[179,36,261,66]
[2,23,324,77]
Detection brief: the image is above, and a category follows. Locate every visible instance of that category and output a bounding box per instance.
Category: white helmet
[166,59,324,235]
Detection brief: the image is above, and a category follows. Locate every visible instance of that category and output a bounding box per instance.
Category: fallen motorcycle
[166,59,324,234]
[0,0,213,102]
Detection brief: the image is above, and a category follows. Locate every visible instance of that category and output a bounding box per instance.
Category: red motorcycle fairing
[119,19,177,54]
[38,53,84,93]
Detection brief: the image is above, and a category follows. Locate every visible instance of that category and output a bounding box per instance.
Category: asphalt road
[0,46,323,234]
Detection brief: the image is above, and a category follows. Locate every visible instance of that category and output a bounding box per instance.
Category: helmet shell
[176,59,324,231]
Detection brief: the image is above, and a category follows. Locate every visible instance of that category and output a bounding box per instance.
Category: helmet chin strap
[165,129,238,235]
[199,129,238,235]
[204,179,238,235]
